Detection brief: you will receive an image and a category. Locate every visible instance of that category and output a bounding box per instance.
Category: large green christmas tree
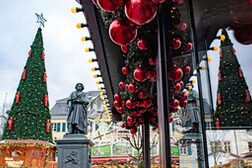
[214,29,252,129]
[3,28,52,141]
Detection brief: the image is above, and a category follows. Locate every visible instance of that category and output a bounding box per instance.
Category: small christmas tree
[2,28,52,141]
[214,29,252,128]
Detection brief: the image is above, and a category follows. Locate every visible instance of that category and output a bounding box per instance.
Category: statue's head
[75,83,84,91]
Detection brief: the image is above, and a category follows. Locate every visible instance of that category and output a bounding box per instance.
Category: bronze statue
[67,83,89,134]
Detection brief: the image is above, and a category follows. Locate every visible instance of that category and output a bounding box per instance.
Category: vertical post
[143,113,150,168]
[157,2,172,168]
[188,0,209,167]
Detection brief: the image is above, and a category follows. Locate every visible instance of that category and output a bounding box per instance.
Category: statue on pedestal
[67,83,89,134]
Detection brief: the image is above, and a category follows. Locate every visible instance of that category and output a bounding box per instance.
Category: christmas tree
[2,28,52,141]
[214,29,252,129]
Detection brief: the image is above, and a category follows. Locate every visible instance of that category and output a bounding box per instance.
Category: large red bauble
[97,0,124,12]
[168,65,183,82]
[133,67,148,82]
[128,83,138,93]
[125,0,157,25]
[114,93,121,101]
[122,66,129,75]
[109,19,137,46]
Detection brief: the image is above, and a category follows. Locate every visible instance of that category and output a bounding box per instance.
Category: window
[56,123,61,132]
[223,141,231,153]
[206,122,213,129]
[248,142,252,151]
[180,145,187,155]
[52,123,57,132]
[62,123,66,132]
[211,141,222,153]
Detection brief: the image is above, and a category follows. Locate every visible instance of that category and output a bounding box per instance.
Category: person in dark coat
[67,83,89,134]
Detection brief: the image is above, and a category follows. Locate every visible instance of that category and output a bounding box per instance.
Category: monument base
[56,134,94,168]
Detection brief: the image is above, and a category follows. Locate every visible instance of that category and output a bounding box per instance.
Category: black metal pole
[188,0,209,167]
[157,2,172,168]
[143,114,150,168]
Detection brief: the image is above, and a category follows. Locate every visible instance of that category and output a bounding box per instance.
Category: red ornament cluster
[45,119,50,133]
[44,95,48,107]
[41,51,45,60]
[15,92,21,104]
[8,117,14,131]
[22,69,27,80]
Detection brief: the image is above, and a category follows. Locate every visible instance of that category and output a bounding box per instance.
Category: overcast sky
[0,0,99,109]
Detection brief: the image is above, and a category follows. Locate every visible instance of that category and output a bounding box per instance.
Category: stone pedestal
[56,134,94,168]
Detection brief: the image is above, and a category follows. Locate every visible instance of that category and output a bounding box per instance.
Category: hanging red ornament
[179,81,184,88]
[171,38,181,50]
[109,19,137,46]
[113,100,120,108]
[119,81,125,90]
[148,57,156,66]
[121,101,126,107]
[122,66,130,75]
[179,22,187,31]
[238,68,243,78]
[8,117,13,131]
[130,128,137,134]
[97,0,124,12]
[126,99,135,109]
[45,119,50,133]
[169,115,173,123]
[218,71,222,80]
[43,72,47,83]
[215,118,220,130]
[146,71,156,81]
[137,39,149,51]
[131,111,138,117]
[183,42,193,53]
[121,45,129,53]
[133,67,148,82]
[168,65,183,82]
[28,50,32,58]
[245,90,251,103]
[142,99,152,108]
[155,0,166,3]
[184,66,191,74]
[174,83,182,93]
[41,51,45,60]
[125,0,157,25]
[114,93,121,101]
[125,84,129,90]
[15,92,21,104]
[128,83,138,93]
[138,91,147,99]
[180,99,187,107]
[170,98,180,108]
[217,93,222,105]
[22,69,27,80]
[127,116,134,126]
[44,95,48,107]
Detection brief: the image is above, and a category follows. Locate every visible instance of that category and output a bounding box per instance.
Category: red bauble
[132,111,138,117]
[8,117,13,131]
[121,45,129,53]
[168,65,183,82]
[125,0,157,25]
[122,66,129,75]
[180,100,187,107]
[179,22,187,31]
[172,38,181,50]
[43,72,47,83]
[174,83,181,93]
[148,57,156,66]
[138,91,147,99]
[142,99,152,108]
[133,67,148,82]
[126,99,135,109]
[179,81,184,88]
[184,66,191,74]
[97,0,124,12]
[121,101,126,107]
[183,42,193,53]
[217,93,222,105]
[128,83,138,93]
[113,100,120,108]
[28,50,32,58]
[127,116,134,126]
[130,128,137,134]
[114,93,121,101]
[46,119,50,133]
[15,92,21,104]
[44,95,48,107]
[22,69,27,80]
[109,19,137,46]
[169,115,173,123]
[117,107,124,114]
[146,71,157,81]
[41,51,45,60]
[170,99,179,108]
[137,39,149,51]
[119,81,125,90]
